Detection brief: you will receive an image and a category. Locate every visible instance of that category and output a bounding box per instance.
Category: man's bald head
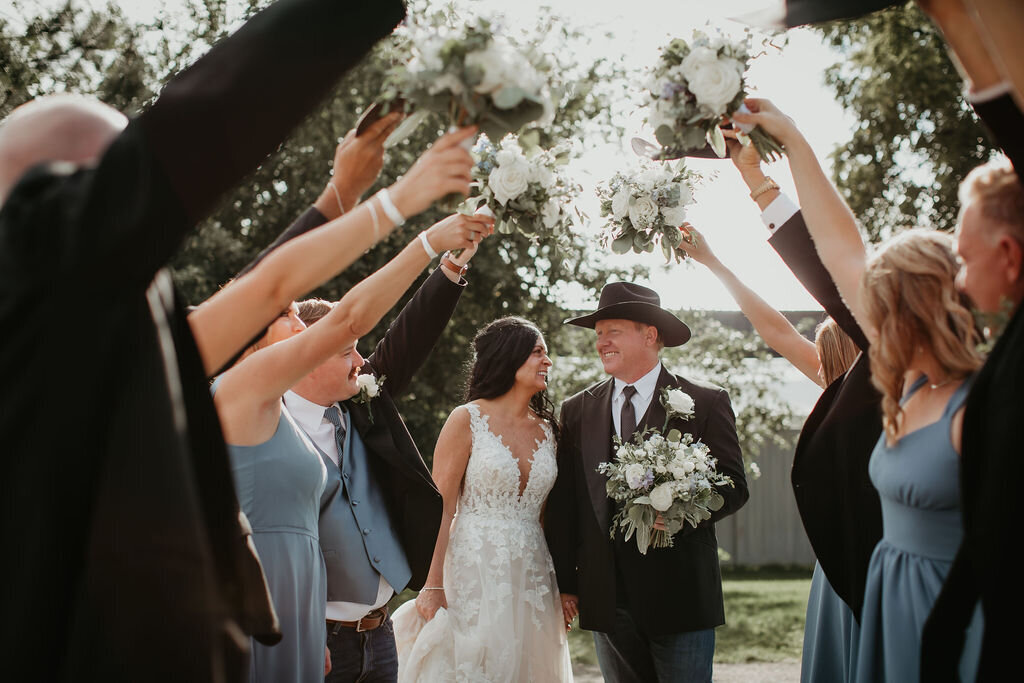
[0,95,128,203]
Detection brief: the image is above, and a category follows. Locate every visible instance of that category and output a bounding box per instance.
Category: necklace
[928,376,955,390]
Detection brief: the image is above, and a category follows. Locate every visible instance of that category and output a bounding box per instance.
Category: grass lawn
[566,566,813,667]
[392,566,813,667]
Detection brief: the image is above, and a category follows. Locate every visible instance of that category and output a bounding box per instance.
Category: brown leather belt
[327,606,388,633]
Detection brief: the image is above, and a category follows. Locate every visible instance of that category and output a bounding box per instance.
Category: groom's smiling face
[594,318,660,382]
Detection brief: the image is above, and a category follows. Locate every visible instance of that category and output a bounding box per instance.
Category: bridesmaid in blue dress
[731,99,988,682]
[207,129,493,681]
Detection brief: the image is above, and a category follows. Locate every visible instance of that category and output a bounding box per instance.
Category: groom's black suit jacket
[767,211,883,622]
[0,1,404,680]
[547,366,748,635]
[920,94,1024,683]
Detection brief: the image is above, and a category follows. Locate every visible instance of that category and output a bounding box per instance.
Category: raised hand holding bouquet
[383,11,552,144]
[598,387,734,555]
[461,134,577,250]
[596,161,700,262]
[644,29,784,162]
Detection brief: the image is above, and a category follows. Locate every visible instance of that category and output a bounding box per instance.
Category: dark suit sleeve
[698,388,748,524]
[972,93,1024,173]
[546,398,580,595]
[768,210,870,351]
[0,0,404,291]
[234,206,329,278]
[363,267,466,398]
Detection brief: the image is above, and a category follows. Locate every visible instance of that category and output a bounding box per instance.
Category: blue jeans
[593,607,715,683]
[324,615,398,683]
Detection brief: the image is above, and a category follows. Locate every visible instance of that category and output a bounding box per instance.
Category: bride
[392,316,573,682]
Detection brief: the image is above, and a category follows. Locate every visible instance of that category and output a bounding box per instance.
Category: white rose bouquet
[382,12,552,143]
[643,30,784,162]
[352,372,385,424]
[461,134,577,250]
[596,162,700,262]
[598,389,733,554]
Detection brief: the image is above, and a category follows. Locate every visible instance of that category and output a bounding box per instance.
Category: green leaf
[654,124,676,148]
[666,428,682,443]
[708,125,726,158]
[493,86,527,109]
[611,232,634,254]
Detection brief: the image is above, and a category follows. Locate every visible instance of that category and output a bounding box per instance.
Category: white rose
[661,205,688,227]
[356,373,380,398]
[680,47,742,115]
[488,160,531,205]
[625,463,647,490]
[637,167,662,192]
[465,43,510,95]
[669,465,688,480]
[611,188,631,219]
[428,72,464,95]
[530,164,555,190]
[541,197,561,229]
[628,195,660,229]
[649,482,675,512]
[495,149,520,167]
[664,389,695,416]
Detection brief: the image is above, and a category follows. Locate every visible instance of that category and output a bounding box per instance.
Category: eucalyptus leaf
[666,428,682,443]
[708,125,726,158]
[611,232,634,254]
[493,86,527,109]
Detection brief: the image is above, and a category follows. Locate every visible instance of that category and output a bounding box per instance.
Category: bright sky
[3,0,855,311]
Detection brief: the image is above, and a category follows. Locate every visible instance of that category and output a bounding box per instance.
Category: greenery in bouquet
[383,11,553,143]
[596,161,701,262]
[460,134,578,252]
[644,29,784,162]
[598,388,733,555]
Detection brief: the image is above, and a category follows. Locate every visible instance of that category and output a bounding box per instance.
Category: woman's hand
[731,99,803,150]
[415,588,448,622]
[425,212,495,255]
[678,223,717,267]
[388,127,477,218]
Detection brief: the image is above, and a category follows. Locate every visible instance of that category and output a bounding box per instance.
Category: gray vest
[317,410,411,604]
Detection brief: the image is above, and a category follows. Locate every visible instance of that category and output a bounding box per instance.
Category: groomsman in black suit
[546,284,748,683]
[0,0,405,680]
[282,222,488,683]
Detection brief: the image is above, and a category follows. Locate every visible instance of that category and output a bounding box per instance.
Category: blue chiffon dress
[217,386,329,683]
[801,562,859,682]
[852,377,983,683]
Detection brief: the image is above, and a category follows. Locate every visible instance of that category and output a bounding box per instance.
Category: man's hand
[316,112,403,219]
[324,645,332,676]
[560,593,579,631]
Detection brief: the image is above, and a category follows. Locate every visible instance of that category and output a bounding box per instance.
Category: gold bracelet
[749,176,780,201]
[420,586,445,591]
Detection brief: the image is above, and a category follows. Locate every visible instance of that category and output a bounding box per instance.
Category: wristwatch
[440,251,469,278]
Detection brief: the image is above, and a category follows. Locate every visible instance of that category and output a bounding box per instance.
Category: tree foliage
[816,3,998,240]
[2,0,794,468]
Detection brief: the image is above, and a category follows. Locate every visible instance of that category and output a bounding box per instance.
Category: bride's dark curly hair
[464,316,560,441]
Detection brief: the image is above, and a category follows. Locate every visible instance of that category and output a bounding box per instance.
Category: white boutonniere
[352,372,385,424]
[660,386,695,432]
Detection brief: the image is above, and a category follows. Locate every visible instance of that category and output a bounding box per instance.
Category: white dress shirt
[283,390,395,621]
[761,193,799,235]
[611,362,663,439]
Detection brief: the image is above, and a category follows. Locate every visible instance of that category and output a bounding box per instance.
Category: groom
[546,282,748,682]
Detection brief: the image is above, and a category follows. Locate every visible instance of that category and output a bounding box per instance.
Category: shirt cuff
[967,81,1013,104]
[760,193,799,234]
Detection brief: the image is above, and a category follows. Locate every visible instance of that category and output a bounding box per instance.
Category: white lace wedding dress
[393,403,573,682]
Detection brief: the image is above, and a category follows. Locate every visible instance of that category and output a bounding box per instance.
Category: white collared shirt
[761,193,799,235]
[282,390,394,621]
[611,362,663,438]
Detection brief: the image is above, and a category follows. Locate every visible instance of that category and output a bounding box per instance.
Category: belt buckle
[355,616,369,633]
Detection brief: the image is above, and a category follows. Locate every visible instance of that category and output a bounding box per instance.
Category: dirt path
[573,659,801,682]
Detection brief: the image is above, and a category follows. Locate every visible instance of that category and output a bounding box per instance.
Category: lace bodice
[458,403,556,520]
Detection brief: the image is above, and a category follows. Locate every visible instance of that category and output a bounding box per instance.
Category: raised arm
[414,406,474,622]
[189,127,479,375]
[235,113,403,278]
[680,223,823,387]
[213,207,491,444]
[733,100,875,339]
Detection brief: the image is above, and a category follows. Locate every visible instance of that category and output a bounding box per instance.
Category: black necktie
[620,385,638,439]
[324,404,346,464]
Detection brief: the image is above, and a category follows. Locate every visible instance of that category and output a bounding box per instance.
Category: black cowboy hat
[564,282,691,347]
[737,0,903,28]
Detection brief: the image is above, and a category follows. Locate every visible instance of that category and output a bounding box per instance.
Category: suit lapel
[580,378,615,531]
[346,395,435,490]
